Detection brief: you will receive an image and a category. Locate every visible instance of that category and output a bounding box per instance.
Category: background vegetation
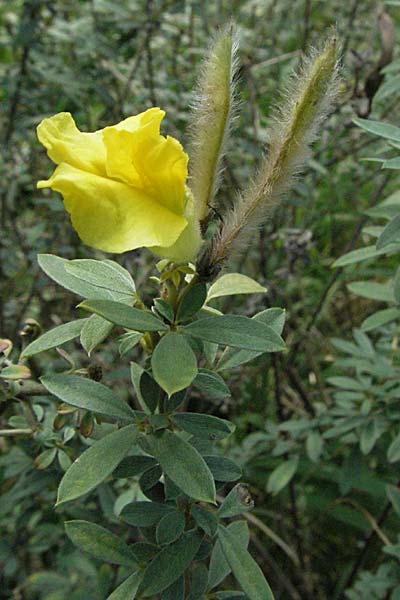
[1,1,400,599]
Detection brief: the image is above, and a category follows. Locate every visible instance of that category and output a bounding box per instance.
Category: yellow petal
[103,108,188,214]
[39,163,188,253]
[151,190,202,262]
[102,108,165,186]
[133,134,188,214]
[37,112,106,176]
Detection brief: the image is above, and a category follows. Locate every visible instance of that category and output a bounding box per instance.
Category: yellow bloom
[37,108,202,261]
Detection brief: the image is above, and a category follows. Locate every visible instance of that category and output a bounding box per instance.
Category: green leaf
[80,314,113,355]
[114,455,157,478]
[138,530,204,596]
[306,430,323,463]
[143,431,216,503]
[106,571,142,600]
[386,484,400,517]
[151,332,198,396]
[327,376,365,391]
[192,369,231,398]
[360,420,380,455]
[121,501,175,527]
[384,156,400,169]
[65,520,137,566]
[267,457,298,494]
[191,505,218,536]
[353,117,400,143]
[184,315,285,351]
[387,432,400,463]
[188,563,208,599]
[347,281,395,302]
[0,364,31,380]
[35,448,57,470]
[209,521,250,589]
[217,484,254,519]
[361,308,400,331]
[204,456,242,482]
[207,273,266,301]
[176,282,207,322]
[154,298,174,322]
[41,374,136,421]
[218,524,275,600]
[119,331,143,356]
[79,299,168,332]
[156,511,185,545]
[333,244,397,267]
[57,425,140,505]
[214,593,246,599]
[21,319,86,359]
[172,412,235,440]
[38,254,112,299]
[161,577,185,600]
[377,214,400,249]
[65,259,135,298]
[216,308,285,370]
[140,371,162,413]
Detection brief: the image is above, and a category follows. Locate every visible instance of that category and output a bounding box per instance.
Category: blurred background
[1,1,400,599]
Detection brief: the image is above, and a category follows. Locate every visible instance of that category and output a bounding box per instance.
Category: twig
[0,428,33,437]
[340,498,394,596]
[244,510,300,566]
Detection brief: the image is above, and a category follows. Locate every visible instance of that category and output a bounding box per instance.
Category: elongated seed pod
[188,24,239,223]
[198,36,339,279]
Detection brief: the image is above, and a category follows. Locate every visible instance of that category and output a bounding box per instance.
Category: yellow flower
[37,108,202,261]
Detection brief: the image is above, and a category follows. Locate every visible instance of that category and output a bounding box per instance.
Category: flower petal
[133,134,188,214]
[150,190,202,262]
[103,108,165,187]
[103,108,188,214]
[37,112,106,176]
[38,163,188,253]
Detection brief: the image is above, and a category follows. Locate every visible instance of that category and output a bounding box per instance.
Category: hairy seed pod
[198,35,340,278]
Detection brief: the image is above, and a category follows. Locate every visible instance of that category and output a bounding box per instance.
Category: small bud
[80,411,95,437]
[0,339,13,360]
[19,318,41,340]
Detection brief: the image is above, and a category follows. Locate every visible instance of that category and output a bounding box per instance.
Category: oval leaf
[79,299,168,332]
[172,413,235,440]
[267,457,298,495]
[156,511,185,545]
[184,315,284,352]
[21,319,87,359]
[192,369,231,398]
[66,259,135,297]
[38,254,112,298]
[209,520,250,589]
[151,332,198,396]
[143,431,216,503]
[207,274,266,301]
[138,530,203,597]
[65,520,137,566]
[218,524,275,600]
[57,424,140,505]
[41,374,136,421]
[80,314,114,355]
[106,571,142,600]
[217,308,286,371]
[121,501,175,527]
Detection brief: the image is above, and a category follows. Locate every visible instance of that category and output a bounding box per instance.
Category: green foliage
[2,2,400,600]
